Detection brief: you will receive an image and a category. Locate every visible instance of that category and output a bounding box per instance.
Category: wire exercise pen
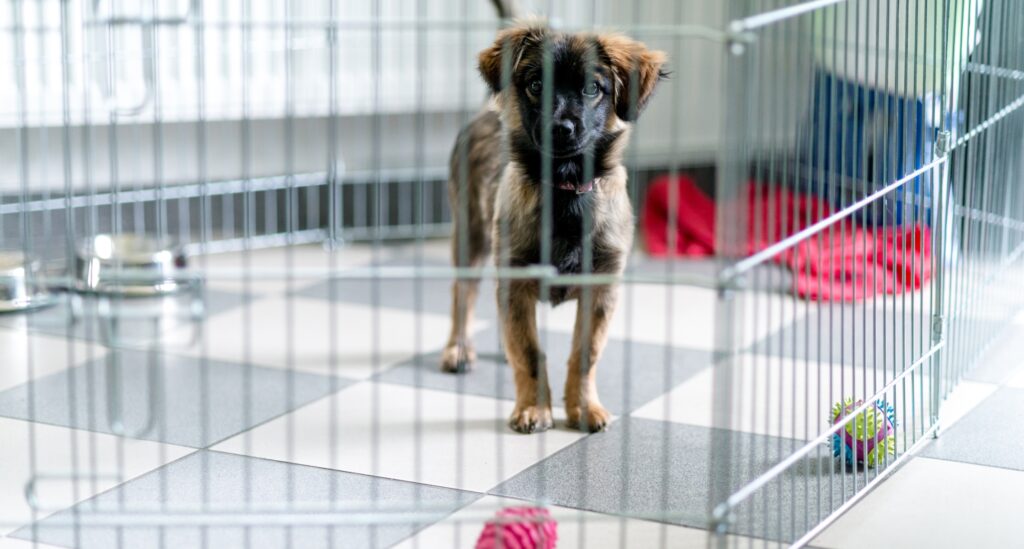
[0,0,1022,548]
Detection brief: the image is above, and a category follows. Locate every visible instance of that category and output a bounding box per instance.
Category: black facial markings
[505,34,627,307]
[510,129,623,187]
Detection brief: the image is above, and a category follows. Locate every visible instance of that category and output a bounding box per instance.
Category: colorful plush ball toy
[830,398,896,468]
[475,506,558,549]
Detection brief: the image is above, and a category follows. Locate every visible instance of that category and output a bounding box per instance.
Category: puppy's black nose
[553,119,576,140]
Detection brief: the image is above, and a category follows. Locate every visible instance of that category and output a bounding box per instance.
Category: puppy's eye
[582,82,601,97]
[529,80,543,94]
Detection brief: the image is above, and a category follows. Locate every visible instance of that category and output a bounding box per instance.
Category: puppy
[442,21,667,433]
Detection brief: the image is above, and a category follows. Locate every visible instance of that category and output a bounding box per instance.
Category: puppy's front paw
[509,405,553,434]
[440,343,476,374]
[567,402,611,433]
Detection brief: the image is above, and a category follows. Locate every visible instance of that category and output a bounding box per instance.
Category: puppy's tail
[490,0,519,21]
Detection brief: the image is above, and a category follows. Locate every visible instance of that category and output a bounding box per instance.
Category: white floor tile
[195,241,451,296]
[879,274,1024,325]
[212,382,586,492]
[0,417,194,537]
[0,537,66,549]
[168,296,464,380]
[938,381,999,430]
[195,244,370,295]
[813,457,1024,549]
[393,495,750,549]
[0,330,107,392]
[633,354,939,441]
[1005,368,1024,389]
[541,285,805,352]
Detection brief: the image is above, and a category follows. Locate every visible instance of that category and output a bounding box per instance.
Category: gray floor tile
[751,306,982,368]
[375,325,712,415]
[920,388,1024,471]
[294,257,470,317]
[299,274,499,319]
[491,417,885,543]
[12,450,480,549]
[0,351,349,448]
[0,290,246,345]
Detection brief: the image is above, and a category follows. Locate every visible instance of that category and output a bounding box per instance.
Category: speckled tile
[0,417,194,538]
[920,388,1024,471]
[376,325,712,415]
[0,351,348,448]
[490,417,878,543]
[11,451,480,549]
[751,305,970,368]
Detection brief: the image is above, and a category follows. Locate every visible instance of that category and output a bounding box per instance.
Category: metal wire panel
[1,1,1022,549]
[711,0,1024,546]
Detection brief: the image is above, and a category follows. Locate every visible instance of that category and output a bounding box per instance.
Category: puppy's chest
[514,209,613,276]
[549,231,590,275]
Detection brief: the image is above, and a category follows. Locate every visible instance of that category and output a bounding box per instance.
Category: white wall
[0,0,727,194]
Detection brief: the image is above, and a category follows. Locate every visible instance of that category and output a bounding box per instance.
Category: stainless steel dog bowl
[0,251,53,313]
[75,234,187,296]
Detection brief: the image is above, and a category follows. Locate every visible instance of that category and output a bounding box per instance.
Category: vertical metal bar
[921,0,929,448]
[370,1,383,544]
[283,1,298,546]
[11,1,40,544]
[710,1,751,544]
[813,4,828,524]
[580,12,597,549]
[657,0,684,541]
[326,0,342,544]
[239,1,255,547]
[861,0,874,488]
[947,0,965,391]
[185,1,211,548]
[411,0,427,540]
[955,0,981,382]
[58,3,83,545]
[800,3,816,533]
[80,0,102,512]
[102,2,128,542]
[618,2,639,546]
[744,3,761,545]
[782,6,803,538]
[826,0,839,513]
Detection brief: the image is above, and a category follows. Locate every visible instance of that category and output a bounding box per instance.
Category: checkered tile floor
[1,242,1021,548]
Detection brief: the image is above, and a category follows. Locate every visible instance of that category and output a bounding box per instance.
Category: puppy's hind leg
[441,229,489,373]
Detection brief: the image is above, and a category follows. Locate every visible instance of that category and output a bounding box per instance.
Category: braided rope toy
[475,506,558,549]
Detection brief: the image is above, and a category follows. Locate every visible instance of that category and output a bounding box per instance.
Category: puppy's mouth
[556,180,595,194]
[546,146,585,159]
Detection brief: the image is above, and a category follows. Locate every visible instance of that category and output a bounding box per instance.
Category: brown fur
[443,22,666,433]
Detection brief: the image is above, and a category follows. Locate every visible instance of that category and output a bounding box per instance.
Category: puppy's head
[479,22,667,158]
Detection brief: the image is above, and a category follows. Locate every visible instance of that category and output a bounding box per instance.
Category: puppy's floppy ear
[478,23,546,93]
[599,34,668,122]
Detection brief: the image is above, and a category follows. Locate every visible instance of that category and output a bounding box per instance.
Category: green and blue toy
[830,398,896,468]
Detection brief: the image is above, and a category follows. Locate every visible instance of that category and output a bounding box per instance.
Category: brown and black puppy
[442,21,666,433]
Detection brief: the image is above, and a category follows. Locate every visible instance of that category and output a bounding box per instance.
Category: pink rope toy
[475,506,558,549]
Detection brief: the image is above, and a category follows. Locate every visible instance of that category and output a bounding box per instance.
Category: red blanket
[641,175,931,302]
